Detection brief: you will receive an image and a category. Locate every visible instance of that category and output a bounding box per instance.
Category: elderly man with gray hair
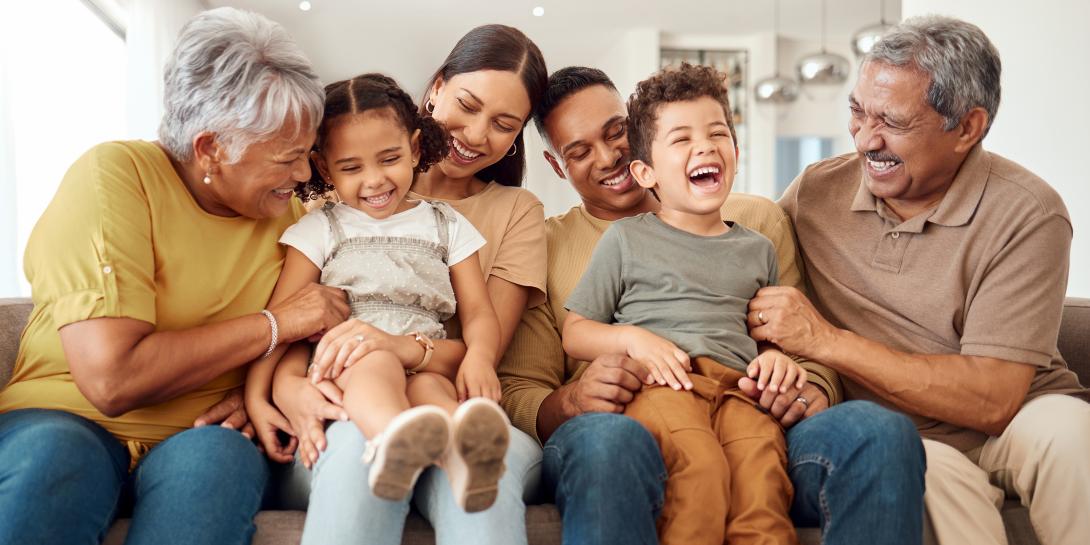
[0,7,349,545]
[747,15,1090,545]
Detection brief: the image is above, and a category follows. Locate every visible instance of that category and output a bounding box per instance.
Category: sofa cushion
[1059,298,1090,384]
[0,298,32,388]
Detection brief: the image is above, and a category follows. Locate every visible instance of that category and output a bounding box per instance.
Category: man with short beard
[753,16,1090,545]
[498,66,926,545]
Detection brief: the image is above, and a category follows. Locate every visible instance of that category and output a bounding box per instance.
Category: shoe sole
[449,400,510,512]
[368,409,450,502]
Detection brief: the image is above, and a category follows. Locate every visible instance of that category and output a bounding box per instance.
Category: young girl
[246,73,511,513]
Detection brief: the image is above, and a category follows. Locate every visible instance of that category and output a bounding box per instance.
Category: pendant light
[754,0,799,104]
[796,0,850,88]
[851,0,893,57]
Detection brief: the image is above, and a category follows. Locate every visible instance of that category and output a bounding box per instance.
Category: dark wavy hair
[627,63,736,165]
[296,73,449,201]
[533,66,617,146]
[421,24,547,187]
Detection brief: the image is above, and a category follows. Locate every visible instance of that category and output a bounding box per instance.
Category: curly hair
[626,63,736,165]
[295,73,449,202]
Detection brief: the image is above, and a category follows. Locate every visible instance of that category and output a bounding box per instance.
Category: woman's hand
[272,369,348,469]
[267,283,350,344]
[193,387,254,439]
[456,359,501,402]
[248,398,298,463]
[309,319,422,382]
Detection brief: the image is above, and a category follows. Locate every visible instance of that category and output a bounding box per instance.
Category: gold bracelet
[406,331,434,375]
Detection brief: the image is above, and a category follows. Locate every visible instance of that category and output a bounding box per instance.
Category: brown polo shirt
[781,145,1088,455]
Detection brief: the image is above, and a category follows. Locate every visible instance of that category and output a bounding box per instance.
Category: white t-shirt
[280,200,486,269]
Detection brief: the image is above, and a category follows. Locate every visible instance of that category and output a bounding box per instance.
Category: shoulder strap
[321,202,347,247]
[430,202,453,264]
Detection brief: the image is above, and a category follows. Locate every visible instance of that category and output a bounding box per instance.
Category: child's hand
[746,348,808,394]
[625,327,693,390]
[456,359,501,402]
[248,398,298,463]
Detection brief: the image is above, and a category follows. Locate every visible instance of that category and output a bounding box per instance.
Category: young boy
[561,63,802,545]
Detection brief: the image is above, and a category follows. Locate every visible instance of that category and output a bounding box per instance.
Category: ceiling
[210,0,900,91]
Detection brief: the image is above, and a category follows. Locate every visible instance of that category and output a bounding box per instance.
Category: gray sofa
[1,296,1087,545]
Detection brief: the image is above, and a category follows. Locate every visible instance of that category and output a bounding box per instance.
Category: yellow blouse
[0,140,302,457]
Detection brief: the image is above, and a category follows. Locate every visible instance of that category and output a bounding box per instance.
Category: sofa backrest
[0,297,1088,389]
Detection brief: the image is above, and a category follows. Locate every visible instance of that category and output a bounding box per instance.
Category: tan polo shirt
[781,145,1088,454]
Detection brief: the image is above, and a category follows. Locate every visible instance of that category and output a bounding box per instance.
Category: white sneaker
[362,405,451,502]
[444,398,510,512]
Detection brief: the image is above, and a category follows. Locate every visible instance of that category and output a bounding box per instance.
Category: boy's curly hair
[626,62,737,165]
[295,73,449,202]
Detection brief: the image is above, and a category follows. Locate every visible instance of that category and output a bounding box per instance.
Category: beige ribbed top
[498,193,842,443]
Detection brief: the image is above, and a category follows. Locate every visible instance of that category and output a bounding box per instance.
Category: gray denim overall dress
[319,201,457,339]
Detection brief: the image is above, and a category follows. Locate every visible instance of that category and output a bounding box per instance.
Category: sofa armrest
[0,298,33,388]
[1059,297,1090,386]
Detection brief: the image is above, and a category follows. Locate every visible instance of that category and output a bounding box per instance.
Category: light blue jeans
[276,420,542,545]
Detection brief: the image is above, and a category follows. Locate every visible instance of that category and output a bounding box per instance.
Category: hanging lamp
[754,0,799,104]
[851,0,893,57]
[796,0,850,88]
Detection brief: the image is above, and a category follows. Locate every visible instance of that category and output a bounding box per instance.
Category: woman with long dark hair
[273,25,549,545]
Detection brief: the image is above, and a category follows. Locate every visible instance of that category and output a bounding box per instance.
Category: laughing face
[630,96,737,219]
[849,61,968,213]
[313,109,421,220]
[543,84,653,219]
[427,70,531,180]
[210,119,315,219]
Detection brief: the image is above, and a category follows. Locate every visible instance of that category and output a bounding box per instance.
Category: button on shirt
[781,145,1088,454]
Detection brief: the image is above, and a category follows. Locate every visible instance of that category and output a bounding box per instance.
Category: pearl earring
[202,173,212,185]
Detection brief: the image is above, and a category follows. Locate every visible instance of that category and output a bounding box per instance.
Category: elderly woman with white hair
[0,7,348,544]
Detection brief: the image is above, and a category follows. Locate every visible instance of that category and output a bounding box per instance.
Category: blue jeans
[788,400,926,545]
[542,413,666,545]
[0,408,267,545]
[285,420,542,545]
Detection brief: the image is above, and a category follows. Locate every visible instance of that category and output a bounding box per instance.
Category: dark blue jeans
[542,413,666,545]
[788,400,926,545]
[541,402,924,545]
[0,408,267,545]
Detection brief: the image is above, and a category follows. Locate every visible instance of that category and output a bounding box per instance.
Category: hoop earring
[202,173,213,185]
[506,144,518,157]
[425,100,435,114]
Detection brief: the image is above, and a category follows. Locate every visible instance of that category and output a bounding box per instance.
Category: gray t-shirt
[565,212,778,371]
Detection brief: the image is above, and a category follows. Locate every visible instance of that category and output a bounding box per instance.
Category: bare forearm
[536,382,580,442]
[815,329,1032,434]
[67,313,273,415]
[562,320,628,362]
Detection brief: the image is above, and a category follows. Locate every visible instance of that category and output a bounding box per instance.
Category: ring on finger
[758,311,768,324]
[794,395,809,409]
[353,334,365,344]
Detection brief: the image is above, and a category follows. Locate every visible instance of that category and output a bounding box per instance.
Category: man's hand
[748,286,841,359]
[738,378,829,428]
[565,354,646,415]
[193,387,253,439]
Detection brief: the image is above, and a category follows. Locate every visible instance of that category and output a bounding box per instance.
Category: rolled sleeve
[26,143,157,329]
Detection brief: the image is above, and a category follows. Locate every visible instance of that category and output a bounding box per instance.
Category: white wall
[902,0,1090,297]
[773,38,856,157]
[525,28,662,217]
